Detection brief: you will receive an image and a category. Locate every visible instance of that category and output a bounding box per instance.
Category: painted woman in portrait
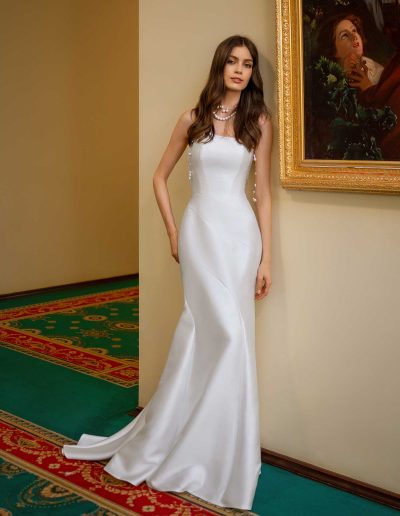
[304,2,400,161]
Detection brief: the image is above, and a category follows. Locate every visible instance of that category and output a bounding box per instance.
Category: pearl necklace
[212,111,236,121]
[212,103,238,121]
[218,103,237,113]
[212,105,236,122]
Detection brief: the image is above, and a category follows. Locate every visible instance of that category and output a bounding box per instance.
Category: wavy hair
[187,34,270,153]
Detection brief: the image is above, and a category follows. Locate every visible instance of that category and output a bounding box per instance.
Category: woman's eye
[226,59,252,68]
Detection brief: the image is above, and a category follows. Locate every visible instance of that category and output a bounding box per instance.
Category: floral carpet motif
[0,410,253,516]
[0,288,139,387]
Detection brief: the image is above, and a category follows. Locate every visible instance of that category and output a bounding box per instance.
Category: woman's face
[223,45,253,91]
[334,19,364,63]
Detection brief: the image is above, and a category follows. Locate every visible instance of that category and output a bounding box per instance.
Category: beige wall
[139,0,400,494]
[0,0,139,294]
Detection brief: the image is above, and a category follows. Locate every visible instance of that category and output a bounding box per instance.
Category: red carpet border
[0,410,256,515]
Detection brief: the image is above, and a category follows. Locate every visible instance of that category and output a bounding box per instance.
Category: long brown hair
[187,34,269,153]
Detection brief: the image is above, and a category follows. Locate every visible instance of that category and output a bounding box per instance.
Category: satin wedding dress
[62,133,263,510]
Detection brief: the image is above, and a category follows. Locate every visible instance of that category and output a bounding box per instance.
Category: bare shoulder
[258,112,273,145]
[179,107,197,129]
[168,108,197,145]
[254,112,273,155]
[258,111,272,130]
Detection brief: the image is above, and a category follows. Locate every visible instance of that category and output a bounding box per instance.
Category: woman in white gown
[62,34,272,511]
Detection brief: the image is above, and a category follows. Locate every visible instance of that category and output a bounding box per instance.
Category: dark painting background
[303,0,400,161]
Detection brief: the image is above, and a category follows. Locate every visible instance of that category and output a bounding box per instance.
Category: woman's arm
[153,109,194,263]
[254,114,273,300]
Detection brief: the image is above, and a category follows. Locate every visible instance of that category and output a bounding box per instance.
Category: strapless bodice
[188,135,254,200]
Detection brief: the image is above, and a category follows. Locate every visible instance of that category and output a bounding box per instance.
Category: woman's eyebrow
[229,54,253,62]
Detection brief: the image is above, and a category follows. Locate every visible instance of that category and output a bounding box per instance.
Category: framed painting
[276,0,400,194]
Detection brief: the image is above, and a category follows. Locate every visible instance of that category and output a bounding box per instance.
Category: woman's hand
[169,229,179,263]
[343,54,373,91]
[348,68,373,91]
[255,261,271,300]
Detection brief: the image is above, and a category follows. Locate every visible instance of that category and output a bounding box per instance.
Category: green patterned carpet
[0,277,139,514]
[0,457,111,515]
[6,297,138,359]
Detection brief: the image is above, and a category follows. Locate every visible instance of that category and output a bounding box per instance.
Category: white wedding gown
[62,134,263,510]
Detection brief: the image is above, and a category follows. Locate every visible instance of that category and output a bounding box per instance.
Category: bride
[62,34,272,511]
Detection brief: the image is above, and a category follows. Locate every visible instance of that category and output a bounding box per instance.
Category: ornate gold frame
[276,0,400,194]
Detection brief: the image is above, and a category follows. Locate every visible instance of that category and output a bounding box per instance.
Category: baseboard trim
[0,273,138,300]
[261,448,399,510]
[131,405,399,510]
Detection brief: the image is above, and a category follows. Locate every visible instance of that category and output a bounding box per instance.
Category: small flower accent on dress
[252,151,257,203]
[188,147,192,181]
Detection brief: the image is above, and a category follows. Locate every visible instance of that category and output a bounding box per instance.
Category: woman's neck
[220,90,241,109]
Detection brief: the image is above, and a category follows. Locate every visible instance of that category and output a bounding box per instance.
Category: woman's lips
[231,78,243,83]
